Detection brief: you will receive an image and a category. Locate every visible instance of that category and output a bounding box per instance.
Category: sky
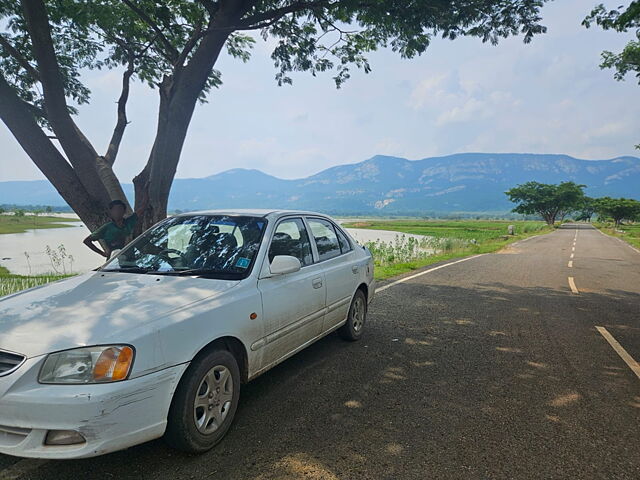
[1,0,639,183]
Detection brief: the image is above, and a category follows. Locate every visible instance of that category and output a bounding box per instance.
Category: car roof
[177,209,331,220]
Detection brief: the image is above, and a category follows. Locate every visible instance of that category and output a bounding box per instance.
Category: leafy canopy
[594,196,640,224]
[0,0,549,126]
[583,2,640,83]
[505,181,586,223]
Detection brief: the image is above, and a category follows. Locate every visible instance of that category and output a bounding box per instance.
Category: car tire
[165,348,241,453]
[339,289,367,341]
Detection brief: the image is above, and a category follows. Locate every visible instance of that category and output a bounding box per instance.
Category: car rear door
[305,217,359,332]
[257,217,326,366]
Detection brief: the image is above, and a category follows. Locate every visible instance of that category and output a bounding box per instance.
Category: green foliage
[0,0,550,114]
[505,181,586,225]
[344,220,550,279]
[593,196,640,226]
[584,2,640,84]
[0,265,71,297]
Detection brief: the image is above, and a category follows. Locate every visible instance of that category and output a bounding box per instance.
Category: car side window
[335,226,352,254]
[307,218,341,261]
[269,218,313,266]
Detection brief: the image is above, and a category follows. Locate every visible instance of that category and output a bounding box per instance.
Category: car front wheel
[339,289,367,341]
[165,348,240,453]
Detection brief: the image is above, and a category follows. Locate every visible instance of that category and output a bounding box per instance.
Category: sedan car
[0,210,374,459]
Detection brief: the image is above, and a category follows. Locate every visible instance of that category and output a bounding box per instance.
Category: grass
[343,220,553,280]
[0,214,77,234]
[594,222,640,250]
[0,265,72,298]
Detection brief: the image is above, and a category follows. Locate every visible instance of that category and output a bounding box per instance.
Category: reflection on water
[0,221,106,275]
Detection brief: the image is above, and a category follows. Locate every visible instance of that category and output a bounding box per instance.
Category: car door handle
[312,277,323,289]
[352,266,359,274]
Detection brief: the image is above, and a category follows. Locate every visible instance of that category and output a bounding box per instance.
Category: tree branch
[122,0,180,63]
[21,0,112,205]
[104,58,134,166]
[236,0,334,29]
[0,35,41,82]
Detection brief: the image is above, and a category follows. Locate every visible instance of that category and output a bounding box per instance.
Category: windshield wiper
[103,266,154,274]
[158,269,238,278]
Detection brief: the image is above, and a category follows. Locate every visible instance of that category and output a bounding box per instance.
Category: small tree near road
[594,197,640,227]
[505,181,586,225]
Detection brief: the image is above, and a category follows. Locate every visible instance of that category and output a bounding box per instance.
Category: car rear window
[307,218,341,261]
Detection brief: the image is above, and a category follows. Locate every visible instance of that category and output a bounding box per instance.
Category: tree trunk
[133,30,231,232]
[0,74,108,230]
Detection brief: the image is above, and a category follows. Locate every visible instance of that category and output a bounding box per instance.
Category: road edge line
[595,326,640,380]
[376,254,485,293]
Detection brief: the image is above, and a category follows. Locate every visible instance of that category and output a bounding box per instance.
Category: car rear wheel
[339,289,367,341]
[165,348,240,453]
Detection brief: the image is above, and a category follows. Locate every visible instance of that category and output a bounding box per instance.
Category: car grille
[0,350,26,376]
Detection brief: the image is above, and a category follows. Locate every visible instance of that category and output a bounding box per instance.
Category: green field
[343,220,553,280]
[0,214,78,234]
[0,265,71,297]
[595,222,640,250]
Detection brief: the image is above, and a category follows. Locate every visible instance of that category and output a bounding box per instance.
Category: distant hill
[2,153,639,215]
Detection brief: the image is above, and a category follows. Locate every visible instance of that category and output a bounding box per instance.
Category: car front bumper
[0,357,188,459]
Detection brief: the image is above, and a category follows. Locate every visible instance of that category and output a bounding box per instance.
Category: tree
[594,197,640,226]
[505,181,586,225]
[0,1,550,232]
[575,196,596,222]
[584,2,640,149]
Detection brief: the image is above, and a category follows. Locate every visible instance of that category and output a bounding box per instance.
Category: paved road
[2,224,639,479]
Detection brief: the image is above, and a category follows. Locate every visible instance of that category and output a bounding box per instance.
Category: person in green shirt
[83,198,147,258]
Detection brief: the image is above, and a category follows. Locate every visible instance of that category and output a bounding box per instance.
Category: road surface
[1,224,638,479]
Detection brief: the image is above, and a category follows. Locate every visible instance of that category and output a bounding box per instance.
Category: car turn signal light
[93,346,134,382]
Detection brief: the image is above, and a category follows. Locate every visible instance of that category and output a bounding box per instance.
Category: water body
[0,218,432,276]
[0,221,106,275]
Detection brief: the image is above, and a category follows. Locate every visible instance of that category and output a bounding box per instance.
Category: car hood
[0,271,240,358]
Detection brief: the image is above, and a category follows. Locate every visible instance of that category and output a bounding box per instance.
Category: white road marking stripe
[596,326,640,380]
[570,253,574,259]
[568,277,579,294]
[568,261,573,268]
[572,246,575,252]
[0,459,48,480]
[376,255,485,293]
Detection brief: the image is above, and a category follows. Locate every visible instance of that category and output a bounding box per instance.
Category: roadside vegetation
[344,220,551,280]
[0,265,70,298]
[595,222,640,250]
[0,213,77,234]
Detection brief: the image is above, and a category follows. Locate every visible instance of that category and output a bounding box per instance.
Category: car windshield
[100,215,267,279]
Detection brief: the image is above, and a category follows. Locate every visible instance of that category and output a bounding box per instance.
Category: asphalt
[1,224,638,480]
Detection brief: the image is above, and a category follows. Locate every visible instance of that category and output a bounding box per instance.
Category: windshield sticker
[235,257,251,269]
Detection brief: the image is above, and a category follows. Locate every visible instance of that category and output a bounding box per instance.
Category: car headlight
[39,345,135,384]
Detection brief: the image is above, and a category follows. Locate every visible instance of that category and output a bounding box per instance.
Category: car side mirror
[270,255,301,275]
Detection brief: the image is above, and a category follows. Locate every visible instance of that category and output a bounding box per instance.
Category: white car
[0,210,374,459]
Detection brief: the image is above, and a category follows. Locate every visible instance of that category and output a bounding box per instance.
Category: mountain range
[2,153,639,215]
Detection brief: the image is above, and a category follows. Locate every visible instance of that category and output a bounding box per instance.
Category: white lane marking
[568,261,573,268]
[570,253,574,259]
[595,227,640,254]
[0,459,48,480]
[568,276,579,294]
[596,326,640,380]
[572,246,575,252]
[376,255,485,293]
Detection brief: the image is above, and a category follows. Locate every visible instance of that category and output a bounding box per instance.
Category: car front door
[306,217,359,332]
[257,217,326,366]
